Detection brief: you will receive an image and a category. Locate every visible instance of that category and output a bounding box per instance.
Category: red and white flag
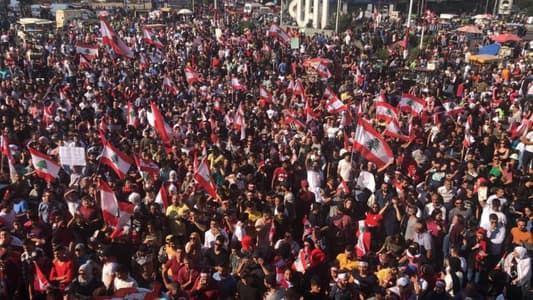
[155,184,169,211]
[147,102,173,147]
[100,17,134,59]
[185,66,202,84]
[99,180,119,227]
[28,147,60,182]
[463,131,475,148]
[324,87,347,113]
[383,119,411,142]
[314,63,332,79]
[75,43,99,59]
[442,100,465,115]
[375,102,399,123]
[353,118,393,168]
[398,93,425,115]
[293,79,305,96]
[193,158,218,200]
[142,26,164,49]
[100,133,133,180]
[134,156,159,176]
[268,23,290,44]
[126,102,138,128]
[79,55,91,68]
[259,85,273,103]
[355,220,371,257]
[231,76,246,91]
[268,219,276,245]
[162,76,179,95]
[1,135,16,181]
[33,261,49,293]
[284,110,306,130]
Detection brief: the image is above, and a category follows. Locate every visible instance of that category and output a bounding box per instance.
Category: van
[16,18,54,43]
[56,9,95,28]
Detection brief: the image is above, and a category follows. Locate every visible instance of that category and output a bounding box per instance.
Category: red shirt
[49,259,75,291]
[365,212,383,227]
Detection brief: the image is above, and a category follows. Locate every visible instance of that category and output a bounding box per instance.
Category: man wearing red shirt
[49,246,75,292]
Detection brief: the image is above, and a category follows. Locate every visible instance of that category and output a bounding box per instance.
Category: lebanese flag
[99,180,119,227]
[442,100,464,115]
[463,131,475,148]
[355,220,371,257]
[268,219,276,246]
[33,261,49,293]
[292,248,310,273]
[134,156,159,176]
[1,135,16,181]
[28,147,60,182]
[285,110,306,130]
[95,287,159,300]
[268,23,290,44]
[79,55,91,68]
[375,92,386,103]
[185,66,201,84]
[293,79,305,96]
[148,102,173,147]
[193,158,218,199]
[142,26,164,49]
[383,119,411,142]
[353,118,393,168]
[100,17,134,59]
[231,76,246,91]
[117,201,134,229]
[139,54,149,69]
[126,102,138,128]
[314,63,332,79]
[324,87,347,113]
[510,117,530,139]
[398,93,425,115]
[75,43,99,58]
[155,184,169,210]
[375,102,399,123]
[259,85,273,103]
[100,133,133,180]
[234,102,246,140]
[162,76,179,95]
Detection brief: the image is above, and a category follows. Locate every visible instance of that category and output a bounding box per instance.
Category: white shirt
[102,261,119,289]
[337,159,353,182]
[113,275,138,291]
[204,228,228,249]
[525,131,533,153]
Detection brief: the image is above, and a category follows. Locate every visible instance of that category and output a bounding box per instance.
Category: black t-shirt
[205,247,229,268]
[67,279,104,298]
[353,272,379,299]
[236,280,261,300]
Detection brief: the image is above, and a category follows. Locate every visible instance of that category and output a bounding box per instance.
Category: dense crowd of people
[0,4,531,300]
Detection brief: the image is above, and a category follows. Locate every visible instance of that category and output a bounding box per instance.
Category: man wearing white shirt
[486,188,508,210]
[204,220,229,249]
[487,214,506,266]
[480,198,507,230]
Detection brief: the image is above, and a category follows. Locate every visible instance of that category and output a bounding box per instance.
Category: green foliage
[337,14,352,33]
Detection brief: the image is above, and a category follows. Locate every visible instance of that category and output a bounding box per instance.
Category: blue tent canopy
[477,43,501,56]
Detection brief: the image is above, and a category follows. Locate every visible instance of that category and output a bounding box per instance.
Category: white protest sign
[59,146,86,166]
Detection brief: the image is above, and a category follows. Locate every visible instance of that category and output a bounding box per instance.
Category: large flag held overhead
[194,157,218,200]
[100,133,133,179]
[185,66,202,84]
[259,85,273,103]
[155,184,169,210]
[398,93,425,115]
[28,147,61,182]
[142,26,164,49]
[134,156,159,176]
[383,119,411,142]
[314,63,332,79]
[147,102,174,147]
[231,76,246,91]
[100,17,134,59]
[324,87,347,113]
[99,180,119,227]
[162,76,179,95]
[442,100,465,115]
[75,44,99,59]
[292,79,305,96]
[353,118,393,168]
[375,102,399,123]
[268,23,290,44]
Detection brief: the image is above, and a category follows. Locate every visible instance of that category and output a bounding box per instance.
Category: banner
[59,146,86,166]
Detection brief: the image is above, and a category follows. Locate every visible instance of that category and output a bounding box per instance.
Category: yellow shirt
[336,253,358,272]
[166,204,190,236]
[246,209,262,223]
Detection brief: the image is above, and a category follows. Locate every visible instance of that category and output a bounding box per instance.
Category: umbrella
[177,8,193,15]
[491,33,522,43]
[303,57,332,67]
[456,25,482,34]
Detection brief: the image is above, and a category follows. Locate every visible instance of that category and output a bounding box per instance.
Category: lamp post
[335,0,340,33]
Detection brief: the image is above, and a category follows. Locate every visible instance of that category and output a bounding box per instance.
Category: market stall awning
[456,25,482,34]
[490,33,522,43]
